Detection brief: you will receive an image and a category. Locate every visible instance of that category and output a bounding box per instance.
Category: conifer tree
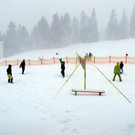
[72,16,79,43]
[17,25,29,52]
[50,13,62,47]
[31,16,50,49]
[89,8,99,42]
[79,11,89,42]
[105,9,118,40]
[60,13,72,45]
[4,21,18,56]
[118,9,128,39]
[129,6,135,37]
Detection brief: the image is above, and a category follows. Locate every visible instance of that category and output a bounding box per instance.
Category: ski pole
[95,65,131,103]
[53,64,80,99]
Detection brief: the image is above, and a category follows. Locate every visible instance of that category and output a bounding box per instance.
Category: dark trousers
[22,68,25,74]
[61,69,65,77]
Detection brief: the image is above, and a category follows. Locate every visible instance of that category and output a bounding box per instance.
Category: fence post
[5,60,7,66]
[109,56,111,64]
[94,56,95,64]
[41,58,43,65]
[29,59,31,66]
[17,59,19,65]
[125,55,128,64]
[66,57,68,64]
[53,57,55,64]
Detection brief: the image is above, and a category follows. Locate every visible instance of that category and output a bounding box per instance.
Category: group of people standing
[59,57,125,82]
[6,57,124,83]
[113,61,124,82]
[86,52,93,61]
[6,59,25,83]
[6,58,65,84]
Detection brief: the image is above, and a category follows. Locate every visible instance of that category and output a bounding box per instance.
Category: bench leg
[99,92,101,96]
[75,92,77,96]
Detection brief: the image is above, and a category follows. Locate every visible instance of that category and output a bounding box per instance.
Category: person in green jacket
[59,58,65,78]
[113,62,122,82]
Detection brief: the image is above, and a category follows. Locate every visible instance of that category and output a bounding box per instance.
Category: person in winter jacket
[120,61,124,74]
[85,53,89,61]
[89,52,93,61]
[113,62,122,82]
[19,59,25,74]
[59,58,65,78]
[6,64,13,83]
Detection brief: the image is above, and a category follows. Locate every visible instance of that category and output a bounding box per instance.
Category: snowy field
[1,39,135,135]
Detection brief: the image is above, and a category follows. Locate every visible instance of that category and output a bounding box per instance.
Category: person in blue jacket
[120,61,124,74]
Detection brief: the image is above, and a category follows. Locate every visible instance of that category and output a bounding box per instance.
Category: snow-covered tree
[31,16,50,49]
[129,6,135,38]
[79,11,89,42]
[71,16,79,43]
[60,13,72,45]
[88,9,99,42]
[17,25,29,52]
[4,21,18,57]
[118,9,128,39]
[50,13,62,47]
[105,9,119,40]
[79,10,99,43]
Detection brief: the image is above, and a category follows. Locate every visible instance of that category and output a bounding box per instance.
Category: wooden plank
[72,89,105,96]
[72,89,105,93]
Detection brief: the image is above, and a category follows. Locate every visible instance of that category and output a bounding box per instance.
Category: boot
[8,79,10,83]
[11,79,13,83]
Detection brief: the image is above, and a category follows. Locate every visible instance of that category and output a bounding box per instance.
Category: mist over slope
[2,38,135,60]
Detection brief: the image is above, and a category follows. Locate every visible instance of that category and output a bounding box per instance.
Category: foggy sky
[0,0,135,33]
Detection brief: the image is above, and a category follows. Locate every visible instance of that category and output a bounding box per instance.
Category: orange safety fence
[92,56,110,64]
[0,56,135,66]
[126,56,135,64]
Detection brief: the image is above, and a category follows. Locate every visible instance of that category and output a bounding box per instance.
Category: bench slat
[72,89,105,93]
[72,89,105,96]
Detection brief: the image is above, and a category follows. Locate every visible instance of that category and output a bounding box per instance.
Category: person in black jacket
[19,59,25,74]
[6,64,13,83]
[59,58,65,78]
[120,61,124,74]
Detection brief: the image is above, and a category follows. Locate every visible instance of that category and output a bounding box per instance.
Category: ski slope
[0,39,135,135]
[2,38,135,60]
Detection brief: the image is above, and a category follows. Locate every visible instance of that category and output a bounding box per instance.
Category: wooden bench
[72,89,105,96]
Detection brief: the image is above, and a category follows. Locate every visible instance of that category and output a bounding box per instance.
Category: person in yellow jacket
[113,62,122,82]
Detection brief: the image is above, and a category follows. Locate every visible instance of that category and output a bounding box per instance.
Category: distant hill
[1,38,135,61]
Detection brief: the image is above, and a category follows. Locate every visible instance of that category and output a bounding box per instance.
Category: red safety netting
[0,56,134,66]
[126,56,135,64]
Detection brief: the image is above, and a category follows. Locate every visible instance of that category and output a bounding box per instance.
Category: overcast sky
[0,0,135,33]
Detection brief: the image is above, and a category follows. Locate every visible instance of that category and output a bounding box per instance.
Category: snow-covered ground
[0,39,135,135]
